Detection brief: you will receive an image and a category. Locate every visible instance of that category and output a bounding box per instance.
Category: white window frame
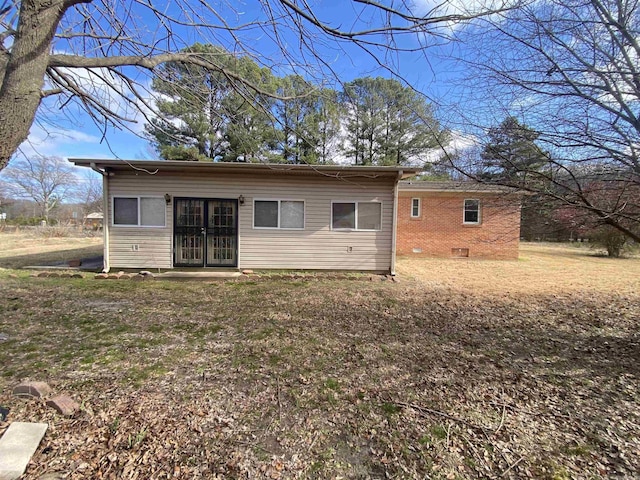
[463,198,481,225]
[411,198,421,218]
[112,196,166,227]
[331,201,383,231]
[253,199,305,230]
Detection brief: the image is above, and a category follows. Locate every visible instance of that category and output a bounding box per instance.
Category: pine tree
[480,117,548,183]
[341,77,446,165]
[146,44,278,162]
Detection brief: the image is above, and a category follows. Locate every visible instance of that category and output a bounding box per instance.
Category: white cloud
[444,130,478,152]
[15,118,149,167]
[43,52,156,136]
[17,123,102,159]
[409,130,478,165]
[417,0,496,15]
[509,93,540,110]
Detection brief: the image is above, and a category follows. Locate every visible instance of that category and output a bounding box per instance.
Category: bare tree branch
[0,0,510,170]
[439,0,640,242]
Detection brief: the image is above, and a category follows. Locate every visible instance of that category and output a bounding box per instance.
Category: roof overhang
[399,180,522,194]
[70,158,421,180]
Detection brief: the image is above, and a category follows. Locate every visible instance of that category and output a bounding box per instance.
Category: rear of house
[71,159,419,273]
[397,181,522,259]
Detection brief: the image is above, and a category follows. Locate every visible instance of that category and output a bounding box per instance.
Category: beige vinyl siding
[107,172,394,271]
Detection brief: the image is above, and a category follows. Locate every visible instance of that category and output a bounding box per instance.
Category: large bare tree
[0,0,508,170]
[76,170,102,215]
[0,155,78,222]
[445,0,640,242]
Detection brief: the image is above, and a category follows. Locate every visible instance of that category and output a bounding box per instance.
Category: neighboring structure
[397,181,522,259]
[83,212,103,230]
[70,159,420,273]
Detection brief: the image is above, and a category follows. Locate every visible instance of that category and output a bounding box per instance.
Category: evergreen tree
[145,44,232,161]
[275,75,319,163]
[276,86,342,164]
[480,116,548,183]
[481,116,556,242]
[146,44,278,162]
[341,77,446,165]
[341,78,384,165]
[308,89,342,164]
[219,56,279,162]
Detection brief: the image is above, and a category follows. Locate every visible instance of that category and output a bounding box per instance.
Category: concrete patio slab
[156,271,241,279]
[0,422,48,480]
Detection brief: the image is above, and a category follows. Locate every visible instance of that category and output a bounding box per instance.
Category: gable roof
[70,159,421,179]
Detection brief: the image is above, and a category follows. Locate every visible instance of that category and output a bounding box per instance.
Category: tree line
[145,44,448,165]
[0,156,102,225]
[466,116,638,256]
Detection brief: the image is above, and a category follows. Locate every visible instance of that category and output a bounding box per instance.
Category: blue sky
[15,0,483,167]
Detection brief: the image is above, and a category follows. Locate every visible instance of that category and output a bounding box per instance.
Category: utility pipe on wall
[390,170,402,276]
[90,163,110,273]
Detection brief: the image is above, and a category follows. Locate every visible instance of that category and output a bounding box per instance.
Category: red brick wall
[397,192,521,259]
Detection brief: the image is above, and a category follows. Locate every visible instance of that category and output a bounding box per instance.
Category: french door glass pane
[176,234,203,264]
[177,200,204,227]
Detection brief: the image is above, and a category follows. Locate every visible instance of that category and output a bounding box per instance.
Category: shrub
[37,225,72,238]
[590,226,627,257]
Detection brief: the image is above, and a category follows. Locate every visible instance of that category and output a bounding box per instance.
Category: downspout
[390,170,402,276]
[91,163,110,273]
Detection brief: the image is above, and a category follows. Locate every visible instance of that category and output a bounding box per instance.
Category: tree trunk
[0,0,83,170]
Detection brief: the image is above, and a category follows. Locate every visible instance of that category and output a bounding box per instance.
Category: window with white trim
[463,199,480,224]
[411,198,421,218]
[331,202,382,231]
[113,197,166,227]
[254,200,304,229]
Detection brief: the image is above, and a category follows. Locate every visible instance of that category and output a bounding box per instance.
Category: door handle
[201,228,206,235]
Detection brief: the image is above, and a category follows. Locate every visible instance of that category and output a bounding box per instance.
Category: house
[70,159,421,273]
[83,212,103,230]
[397,181,522,259]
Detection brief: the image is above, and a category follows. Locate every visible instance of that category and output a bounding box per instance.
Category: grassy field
[0,235,638,479]
[0,230,102,269]
[397,242,640,296]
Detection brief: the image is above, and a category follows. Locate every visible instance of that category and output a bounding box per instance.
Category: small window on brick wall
[463,199,480,224]
[411,198,421,218]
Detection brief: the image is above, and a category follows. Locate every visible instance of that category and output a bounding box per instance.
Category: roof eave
[399,181,522,194]
[69,158,421,179]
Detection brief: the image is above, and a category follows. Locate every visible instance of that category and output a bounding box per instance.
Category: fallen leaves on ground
[0,273,638,479]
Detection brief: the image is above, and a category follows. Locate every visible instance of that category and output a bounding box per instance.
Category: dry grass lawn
[0,237,638,479]
[0,230,102,269]
[397,242,640,296]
